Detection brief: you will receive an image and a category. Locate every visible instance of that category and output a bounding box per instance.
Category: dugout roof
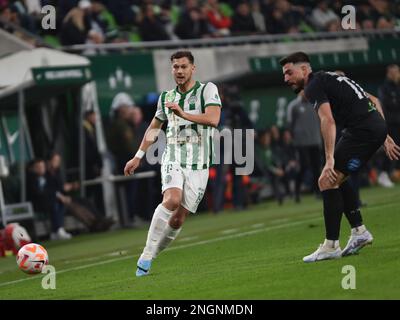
[0,48,91,111]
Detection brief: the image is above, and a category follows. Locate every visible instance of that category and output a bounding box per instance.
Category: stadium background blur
[0,0,399,240]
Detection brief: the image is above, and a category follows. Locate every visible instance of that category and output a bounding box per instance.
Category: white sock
[323,239,340,249]
[140,204,173,260]
[154,224,182,258]
[352,224,366,235]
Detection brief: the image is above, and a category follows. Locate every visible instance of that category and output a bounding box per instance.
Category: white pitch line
[64,250,131,265]
[178,236,199,242]
[106,250,128,257]
[0,215,322,288]
[167,216,322,252]
[0,255,137,288]
[220,228,239,235]
[270,218,290,224]
[250,223,265,229]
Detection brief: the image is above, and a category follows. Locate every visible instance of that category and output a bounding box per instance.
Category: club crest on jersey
[347,158,361,172]
[165,90,176,103]
[188,95,197,105]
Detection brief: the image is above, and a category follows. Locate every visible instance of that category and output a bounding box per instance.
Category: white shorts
[161,162,209,213]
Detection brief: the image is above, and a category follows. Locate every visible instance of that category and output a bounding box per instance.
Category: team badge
[347,158,361,172]
[188,95,197,105]
[165,90,176,103]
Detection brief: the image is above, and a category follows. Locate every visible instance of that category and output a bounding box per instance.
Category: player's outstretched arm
[165,103,221,127]
[367,93,400,160]
[124,117,164,176]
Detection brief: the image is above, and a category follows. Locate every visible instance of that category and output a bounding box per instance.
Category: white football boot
[303,240,342,263]
[342,226,373,256]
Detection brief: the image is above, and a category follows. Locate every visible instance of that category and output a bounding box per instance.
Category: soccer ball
[16,243,49,274]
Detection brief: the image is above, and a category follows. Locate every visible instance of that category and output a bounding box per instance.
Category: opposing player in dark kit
[280,52,400,262]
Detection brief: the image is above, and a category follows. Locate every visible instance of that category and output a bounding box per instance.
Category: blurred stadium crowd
[1,0,400,46]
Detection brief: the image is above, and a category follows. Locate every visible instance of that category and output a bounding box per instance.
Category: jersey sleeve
[154,92,167,122]
[304,78,329,111]
[203,82,222,108]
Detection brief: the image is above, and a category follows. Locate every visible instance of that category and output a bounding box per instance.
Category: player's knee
[163,197,181,211]
[163,188,183,211]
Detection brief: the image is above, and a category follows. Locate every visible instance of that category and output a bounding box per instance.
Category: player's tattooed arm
[318,102,338,183]
[366,93,385,119]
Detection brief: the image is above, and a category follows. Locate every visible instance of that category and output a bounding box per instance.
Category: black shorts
[334,111,387,175]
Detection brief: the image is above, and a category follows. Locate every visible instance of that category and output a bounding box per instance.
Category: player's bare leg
[136,188,186,277]
[303,169,346,262]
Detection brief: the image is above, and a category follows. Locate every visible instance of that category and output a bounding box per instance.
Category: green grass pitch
[1,185,399,299]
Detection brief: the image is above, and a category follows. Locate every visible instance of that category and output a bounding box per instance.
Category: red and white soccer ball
[16,243,49,274]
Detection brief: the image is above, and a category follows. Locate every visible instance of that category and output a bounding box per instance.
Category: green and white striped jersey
[155,81,222,170]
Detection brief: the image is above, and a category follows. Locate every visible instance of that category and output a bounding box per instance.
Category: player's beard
[292,78,305,94]
[175,74,192,88]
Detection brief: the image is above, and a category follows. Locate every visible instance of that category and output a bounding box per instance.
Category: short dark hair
[32,158,45,165]
[170,51,194,64]
[27,158,45,171]
[279,52,310,66]
[47,151,60,161]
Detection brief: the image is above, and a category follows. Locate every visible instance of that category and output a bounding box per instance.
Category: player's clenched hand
[124,157,141,176]
[165,102,185,118]
[384,135,400,161]
[321,158,337,184]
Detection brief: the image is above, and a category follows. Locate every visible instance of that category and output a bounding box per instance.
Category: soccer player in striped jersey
[124,51,222,276]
